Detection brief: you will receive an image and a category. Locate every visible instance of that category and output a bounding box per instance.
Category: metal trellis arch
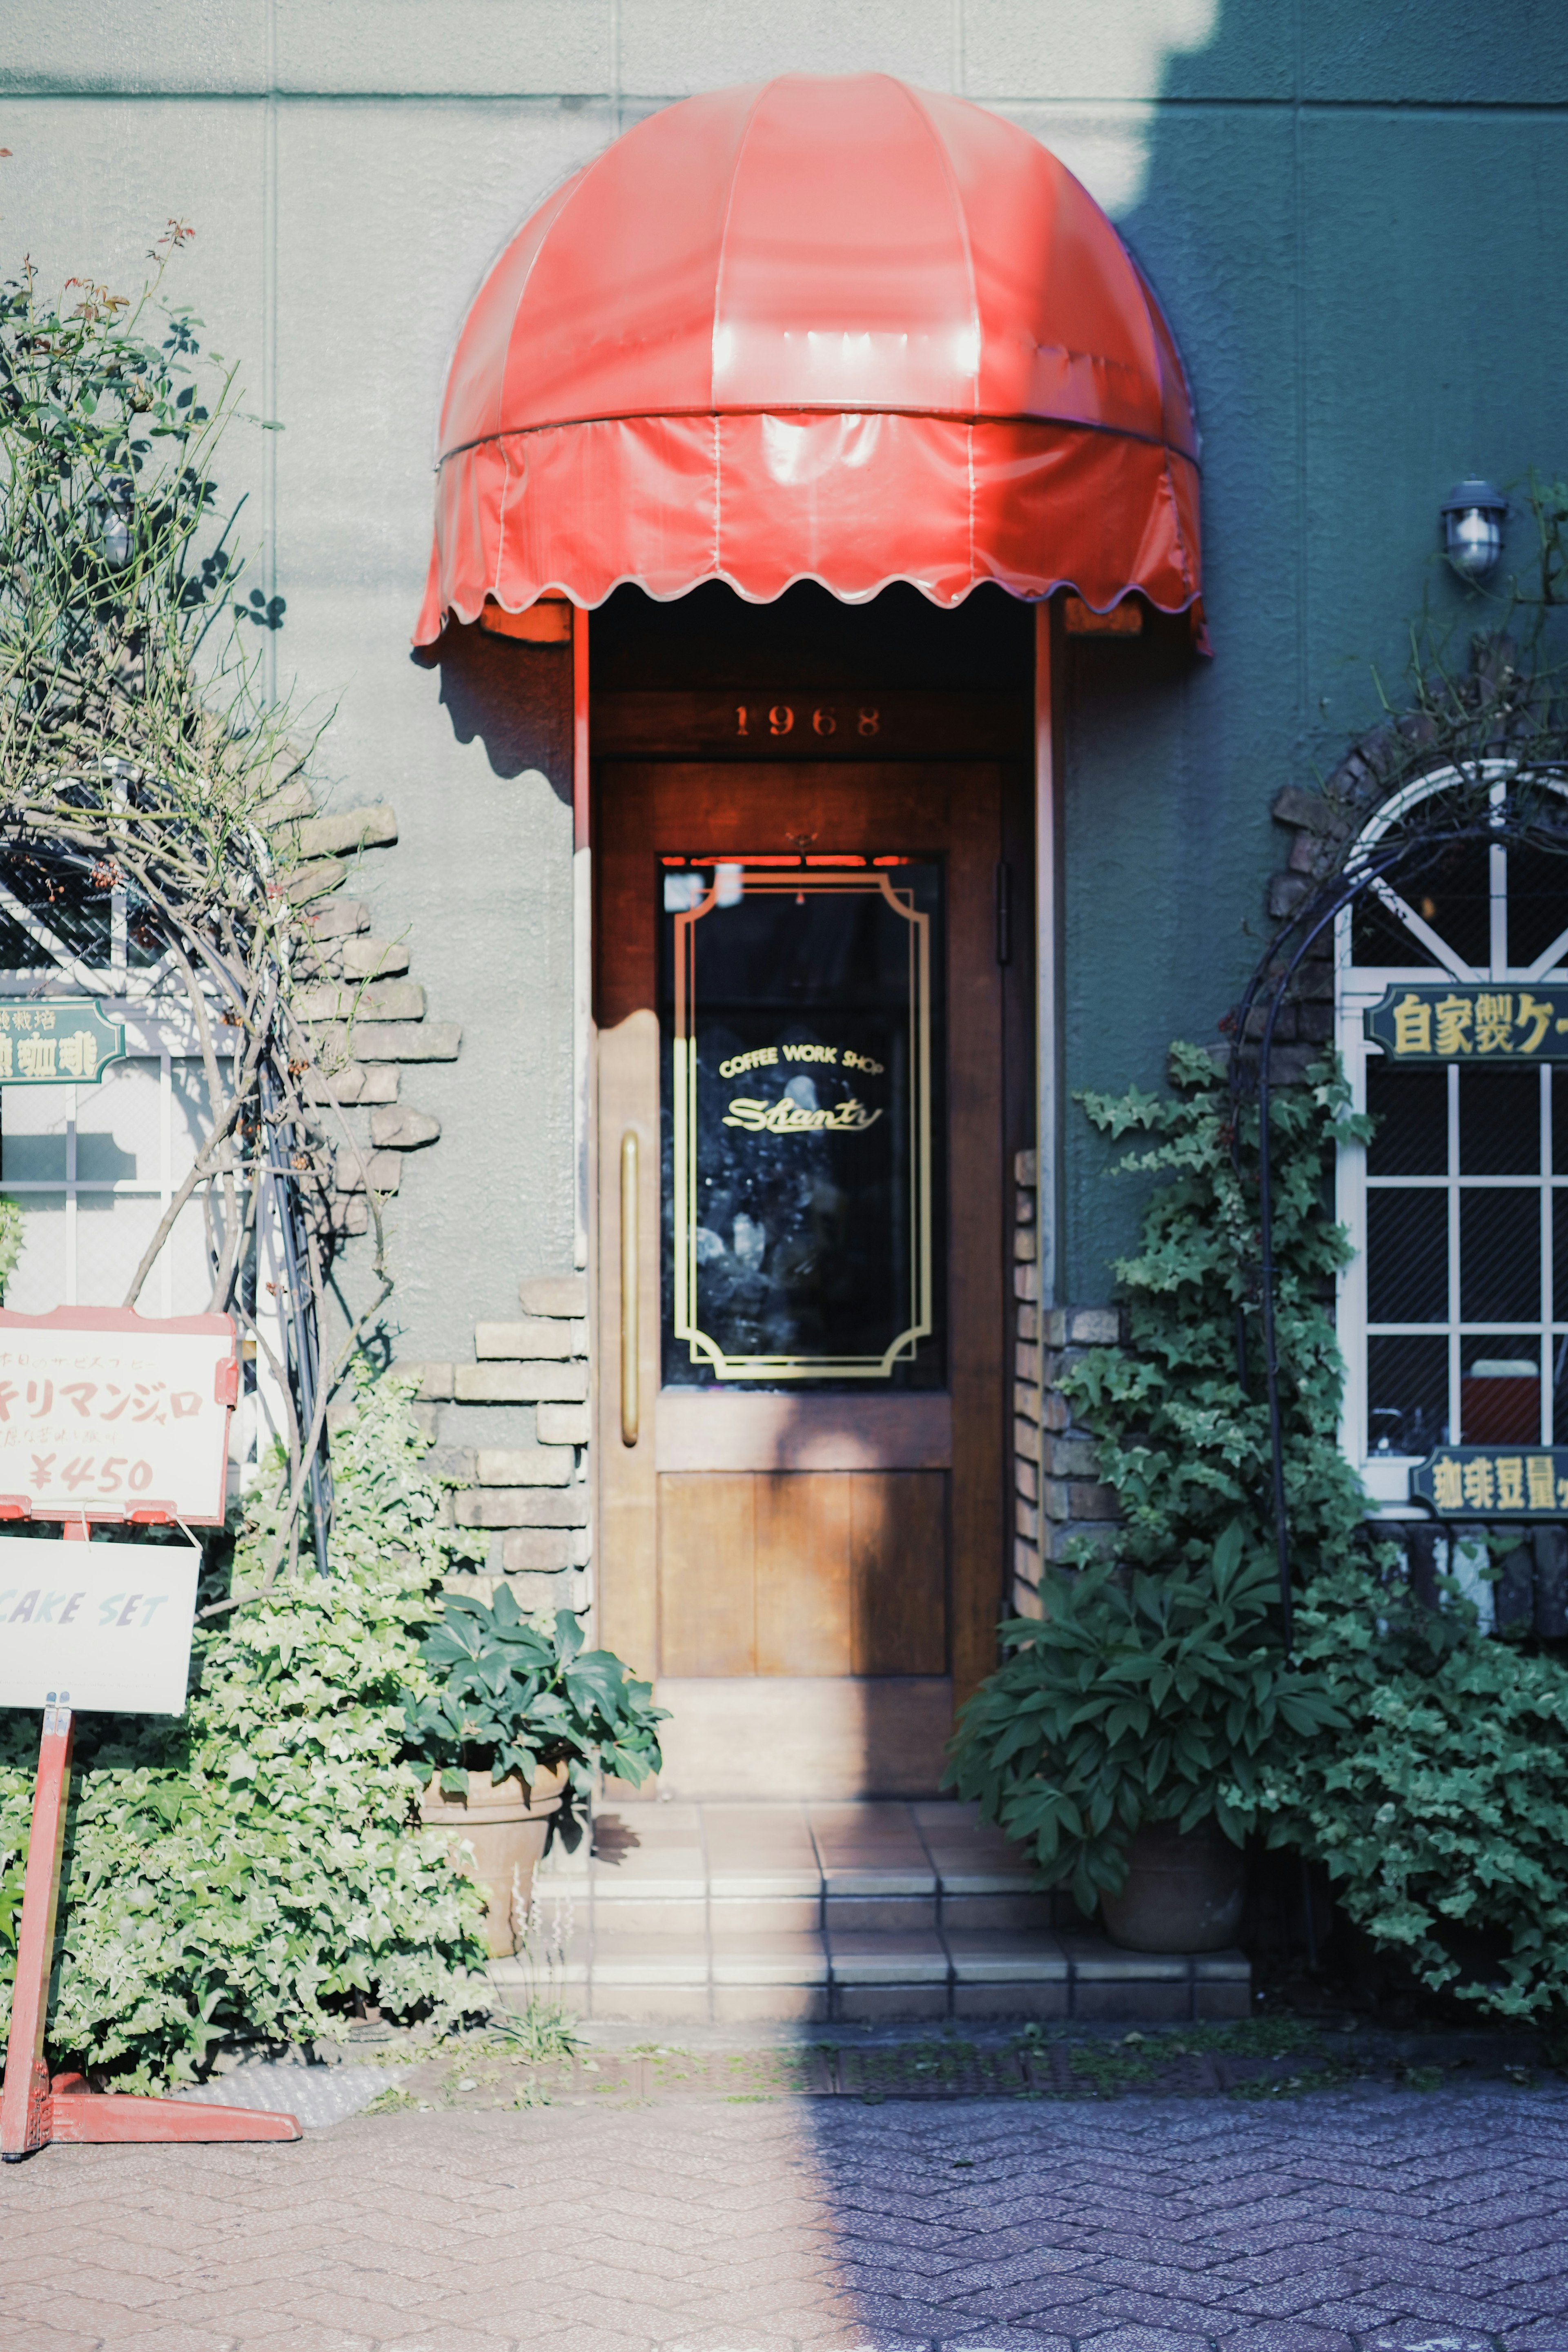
[1227,760,1568,1653]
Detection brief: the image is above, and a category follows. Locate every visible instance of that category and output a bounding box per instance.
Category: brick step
[495,1797,1252,2027]
[491,1929,1249,2026]
[586,1892,1057,1932]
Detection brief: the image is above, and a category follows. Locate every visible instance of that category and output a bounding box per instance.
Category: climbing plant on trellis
[0,233,391,1590]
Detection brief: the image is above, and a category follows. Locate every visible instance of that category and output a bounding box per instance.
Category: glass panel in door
[659,858,945,1386]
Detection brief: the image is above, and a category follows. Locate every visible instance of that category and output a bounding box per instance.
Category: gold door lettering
[722,1096,883,1134]
[717,1042,886,1078]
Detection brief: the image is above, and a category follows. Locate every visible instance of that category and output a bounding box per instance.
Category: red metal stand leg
[43,2087,301,2146]
[1,1700,75,2160]
[1,1697,300,2158]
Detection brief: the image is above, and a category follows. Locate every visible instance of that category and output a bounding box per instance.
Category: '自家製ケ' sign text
[1365,983,1568,1062]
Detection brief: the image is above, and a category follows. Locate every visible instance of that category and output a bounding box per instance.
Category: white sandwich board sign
[0,1538,200,1713]
[0,1307,236,1714]
[0,1309,263,2165]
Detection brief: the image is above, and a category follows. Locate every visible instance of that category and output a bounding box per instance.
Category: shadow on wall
[412,617,573,799]
[1055,0,1568,1308]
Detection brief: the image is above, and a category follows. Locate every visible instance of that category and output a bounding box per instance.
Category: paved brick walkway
[4,2085,1568,2352]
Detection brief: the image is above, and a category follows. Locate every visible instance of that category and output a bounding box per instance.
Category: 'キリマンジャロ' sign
[0,1536,200,1712]
[0,1308,238,1525]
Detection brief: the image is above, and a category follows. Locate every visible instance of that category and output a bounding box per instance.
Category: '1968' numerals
[734,705,880,739]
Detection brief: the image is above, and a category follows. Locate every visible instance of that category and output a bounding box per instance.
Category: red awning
[414,74,1203,643]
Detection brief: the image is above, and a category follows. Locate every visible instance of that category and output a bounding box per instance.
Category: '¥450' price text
[27,1454,156,1496]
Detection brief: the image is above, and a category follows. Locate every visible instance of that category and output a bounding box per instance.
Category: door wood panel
[654,1468,951,1678]
[655,1388,951,1470]
[756,1472,853,1675]
[658,1473,755,1677]
[852,1471,947,1675]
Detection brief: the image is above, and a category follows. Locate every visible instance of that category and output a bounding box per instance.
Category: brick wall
[1008,1148,1124,1617]
[265,781,461,1238]
[396,1270,592,1616]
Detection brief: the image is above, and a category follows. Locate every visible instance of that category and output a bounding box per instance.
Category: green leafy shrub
[403,1584,668,1846]
[0,1373,489,2090]
[1019,1037,1568,2022]
[1063,1042,1371,1570]
[946,1523,1342,1911]
[1238,1562,1568,2021]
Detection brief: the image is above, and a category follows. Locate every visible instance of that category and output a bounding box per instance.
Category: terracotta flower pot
[420,1764,568,1958]
[1100,1816,1246,1954]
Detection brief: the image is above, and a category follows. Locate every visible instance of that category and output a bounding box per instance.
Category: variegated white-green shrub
[0,1373,489,2090]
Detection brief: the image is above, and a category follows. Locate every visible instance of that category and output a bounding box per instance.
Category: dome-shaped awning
[414,74,1203,642]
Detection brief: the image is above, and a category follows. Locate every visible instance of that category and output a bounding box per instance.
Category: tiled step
[492,1799,1252,2026]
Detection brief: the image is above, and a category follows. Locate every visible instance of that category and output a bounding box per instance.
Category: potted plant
[944,1523,1341,1951]
[402,1586,668,1958]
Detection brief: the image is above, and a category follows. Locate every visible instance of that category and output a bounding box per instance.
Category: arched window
[1336,763,1568,1508]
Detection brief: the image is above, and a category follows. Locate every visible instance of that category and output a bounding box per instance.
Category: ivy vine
[1061,1042,1371,1576]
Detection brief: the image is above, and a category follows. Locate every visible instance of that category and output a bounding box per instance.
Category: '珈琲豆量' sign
[1364,982,1568,1062]
[1412,1447,1568,1517]
[0,1308,238,1526]
[0,997,127,1084]
[0,1537,200,1713]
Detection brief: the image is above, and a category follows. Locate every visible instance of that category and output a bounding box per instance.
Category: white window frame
[0,874,292,1489]
[1336,760,1568,1509]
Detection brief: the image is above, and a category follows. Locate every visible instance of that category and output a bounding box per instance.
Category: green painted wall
[1059,7,1568,1295]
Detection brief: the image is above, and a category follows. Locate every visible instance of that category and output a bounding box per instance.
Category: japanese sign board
[0,1536,199,1712]
[0,998,127,1085]
[1411,1447,1568,1517]
[0,1309,238,1526]
[1364,982,1568,1063]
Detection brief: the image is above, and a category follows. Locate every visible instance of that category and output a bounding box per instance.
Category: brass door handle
[620,1129,639,1445]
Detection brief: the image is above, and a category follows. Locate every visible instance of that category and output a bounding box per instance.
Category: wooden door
[596,762,1007,1797]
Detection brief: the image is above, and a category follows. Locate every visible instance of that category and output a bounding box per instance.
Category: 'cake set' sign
[0,1541,200,1713]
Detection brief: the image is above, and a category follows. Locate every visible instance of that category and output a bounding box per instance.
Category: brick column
[397,1269,591,1616]
[1008,1152,1123,1616]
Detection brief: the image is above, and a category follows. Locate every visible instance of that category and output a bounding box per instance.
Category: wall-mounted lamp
[1440,479,1507,580]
